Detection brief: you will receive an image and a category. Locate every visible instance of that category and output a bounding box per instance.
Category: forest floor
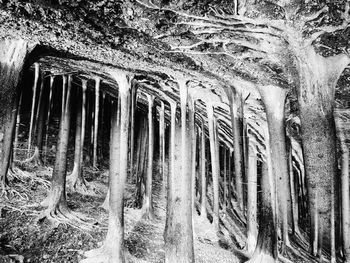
[0,160,240,263]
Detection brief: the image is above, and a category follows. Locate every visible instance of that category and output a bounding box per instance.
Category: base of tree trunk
[21,146,43,167]
[100,190,109,211]
[142,206,156,220]
[39,188,91,230]
[246,251,275,263]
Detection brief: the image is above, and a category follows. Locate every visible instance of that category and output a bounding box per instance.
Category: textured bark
[258,85,290,249]
[228,90,244,210]
[13,93,22,161]
[142,94,155,220]
[164,81,194,263]
[296,48,350,255]
[189,98,196,210]
[0,39,34,187]
[207,103,220,229]
[130,84,137,174]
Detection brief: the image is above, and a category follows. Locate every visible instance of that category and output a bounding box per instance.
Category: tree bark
[44,75,54,163]
[296,48,350,255]
[0,39,34,189]
[164,81,194,263]
[142,94,155,220]
[258,85,290,249]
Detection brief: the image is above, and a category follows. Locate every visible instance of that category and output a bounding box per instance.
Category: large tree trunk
[296,48,350,257]
[82,72,131,263]
[164,82,194,263]
[258,85,290,249]
[0,40,34,190]
[142,94,155,220]
[228,90,244,210]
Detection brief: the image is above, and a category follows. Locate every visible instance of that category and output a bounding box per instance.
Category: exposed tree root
[0,181,29,200]
[37,202,95,231]
[8,166,50,189]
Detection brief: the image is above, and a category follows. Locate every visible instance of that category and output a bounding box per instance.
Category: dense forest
[0,0,350,262]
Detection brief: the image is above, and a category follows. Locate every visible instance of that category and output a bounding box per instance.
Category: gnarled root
[245,251,275,263]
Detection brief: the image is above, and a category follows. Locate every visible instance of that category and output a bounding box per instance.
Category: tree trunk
[92,78,100,168]
[164,81,194,263]
[41,75,72,212]
[246,142,258,254]
[246,162,278,263]
[44,76,55,163]
[142,94,155,219]
[82,73,131,263]
[13,92,22,161]
[200,120,207,218]
[340,143,350,262]
[207,103,220,229]
[189,98,197,210]
[0,40,34,189]
[228,90,244,210]
[27,63,40,157]
[296,49,350,256]
[130,84,137,175]
[69,86,86,191]
[159,101,166,192]
[258,85,290,249]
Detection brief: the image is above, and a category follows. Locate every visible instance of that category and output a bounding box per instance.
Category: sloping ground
[0,159,240,263]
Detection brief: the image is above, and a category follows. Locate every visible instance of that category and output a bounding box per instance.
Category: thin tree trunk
[44,75,54,163]
[189,98,196,210]
[200,120,207,218]
[288,139,299,235]
[258,85,290,249]
[207,103,220,229]
[82,73,131,263]
[27,63,40,157]
[130,83,137,174]
[341,143,350,262]
[0,40,33,189]
[159,101,166,192]
[223,147,227,212]
[92,78,100,168]
[142,94,155,220]
[246,142,258,254]
[228,90,244,210]
[164,81,194,263]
